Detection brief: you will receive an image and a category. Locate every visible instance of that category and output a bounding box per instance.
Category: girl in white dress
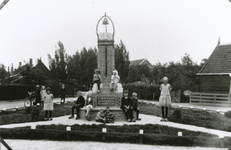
[43,87,54,121]
[159,77,172,122]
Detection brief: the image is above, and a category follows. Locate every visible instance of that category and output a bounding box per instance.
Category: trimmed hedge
[123,83,159,100]
[0,124,222,147]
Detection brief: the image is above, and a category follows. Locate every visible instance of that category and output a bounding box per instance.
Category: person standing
[40,86,46,106]
[120,90,133,122]
[35,85,41,105]
[43,87,54,121]
[60,84,67,104]
[159,77,172,122]
[68,91,85,119]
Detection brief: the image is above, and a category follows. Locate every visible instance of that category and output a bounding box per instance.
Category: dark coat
[120,96,133,110]
[60,88,67,96]
[75,95,85,108]
[131,97,139,108]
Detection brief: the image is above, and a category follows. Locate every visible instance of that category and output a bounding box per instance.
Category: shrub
[225,111,231,118]
[123,83,159,100]
[173,109,181,120]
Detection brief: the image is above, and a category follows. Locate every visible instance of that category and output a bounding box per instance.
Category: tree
[48,41,68,80]
[0,64,8,80]
[115,40,130,83]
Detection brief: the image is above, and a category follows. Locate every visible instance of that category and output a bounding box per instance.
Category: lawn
[139,102,231,132]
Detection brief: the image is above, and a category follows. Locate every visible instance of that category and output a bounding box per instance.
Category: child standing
[91,69,101,93]
[110,70,120,91]
[40,86,46,106]
[159,77,172,122]
[60,84,66,104]
[43,87,54,121]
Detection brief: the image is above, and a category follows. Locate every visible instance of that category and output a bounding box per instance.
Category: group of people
[68,91,114,122]
[91,69,120,93]
[30,85,54,121]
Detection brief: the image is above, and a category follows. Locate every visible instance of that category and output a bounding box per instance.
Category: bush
[123,83,159,100]
[0,124,220,147]
[225,111,231,118]
[173,109,181,120]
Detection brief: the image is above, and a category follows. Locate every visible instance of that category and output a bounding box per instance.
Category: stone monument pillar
[94,13,123,107]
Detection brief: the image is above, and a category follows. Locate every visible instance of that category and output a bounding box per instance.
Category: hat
[112,70,118,74]
[132,92,137,96]
[162,77,168,81]
[95,69,100,73]
[46,87,51,91]
[123,90,128,93]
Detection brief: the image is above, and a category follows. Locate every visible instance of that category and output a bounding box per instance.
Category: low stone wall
[79,107,127,121]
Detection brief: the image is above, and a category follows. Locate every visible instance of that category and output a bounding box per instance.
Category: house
[130,58,153,68]
[197,41,231,94]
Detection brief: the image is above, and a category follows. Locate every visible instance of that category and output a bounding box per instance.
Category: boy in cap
[131,92,141,121]
[120,90,133,122]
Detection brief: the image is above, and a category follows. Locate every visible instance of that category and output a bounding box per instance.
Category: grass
[139,102,231,132]
[0,103,73,125]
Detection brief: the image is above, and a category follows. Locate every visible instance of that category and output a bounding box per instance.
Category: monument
[93,13,123,108]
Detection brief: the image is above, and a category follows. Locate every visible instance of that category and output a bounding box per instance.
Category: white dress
[43,94,54,110]
[159,83,171,107]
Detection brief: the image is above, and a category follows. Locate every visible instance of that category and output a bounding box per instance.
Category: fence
[190,92,231,104]
[0,84,76,101]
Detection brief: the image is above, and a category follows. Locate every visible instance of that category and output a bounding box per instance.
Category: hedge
[0,124,225,147]
[123,83,159,100]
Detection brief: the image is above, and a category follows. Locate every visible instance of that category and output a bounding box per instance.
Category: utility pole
[0,0,9,10]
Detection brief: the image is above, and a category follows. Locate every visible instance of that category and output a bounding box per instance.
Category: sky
[0,0,231,69]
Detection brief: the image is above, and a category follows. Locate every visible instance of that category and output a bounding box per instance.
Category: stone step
[79,107,127,121]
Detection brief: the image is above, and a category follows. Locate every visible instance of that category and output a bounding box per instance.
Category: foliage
[225,111,231,118]
[123,82,159,100]
[115,40,130,84]
[0,124,219,147]
[48,41,68,80]
[0,64,8,80]
[173,109,181,120]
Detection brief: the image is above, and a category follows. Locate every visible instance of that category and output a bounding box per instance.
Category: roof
[198,43,231,75]
[130,58,153,67]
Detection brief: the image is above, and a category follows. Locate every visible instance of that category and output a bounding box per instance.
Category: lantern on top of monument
[96,13,115,42]
[96,13,115,83]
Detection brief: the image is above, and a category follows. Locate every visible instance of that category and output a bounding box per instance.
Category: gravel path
[1,140,227,150]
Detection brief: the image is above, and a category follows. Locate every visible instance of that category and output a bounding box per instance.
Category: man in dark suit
[68,91,85,119]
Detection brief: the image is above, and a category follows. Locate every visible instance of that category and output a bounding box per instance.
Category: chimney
[29,58,33,67]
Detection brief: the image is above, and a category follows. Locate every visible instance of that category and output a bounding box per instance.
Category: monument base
[92,83,123,107]
[79,107,127,121]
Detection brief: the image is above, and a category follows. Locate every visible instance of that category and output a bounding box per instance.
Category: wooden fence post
[102,128,107,141]
[178,132,182,145]
[139,129,144,144]
[66,126,71,141]
[31,125,36,140]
